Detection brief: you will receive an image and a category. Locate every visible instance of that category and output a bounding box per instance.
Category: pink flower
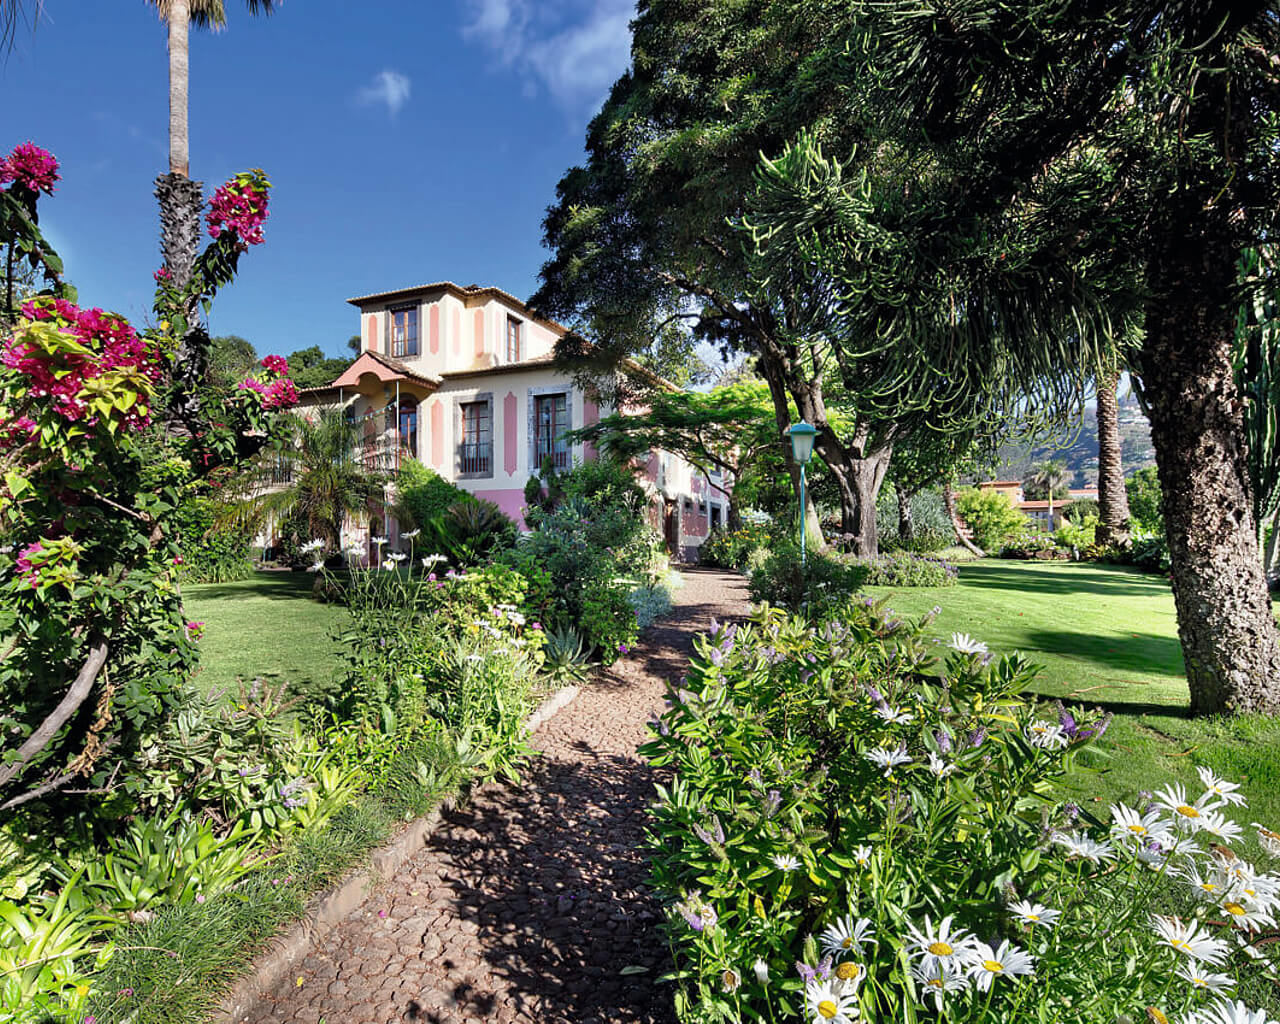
[263,376,297,409]
[207,170,270,247]
[0,142,59,194]
[260,354,289,375]
[153,266,172,282]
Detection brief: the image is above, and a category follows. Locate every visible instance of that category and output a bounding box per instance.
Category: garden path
[237,567,750,1024]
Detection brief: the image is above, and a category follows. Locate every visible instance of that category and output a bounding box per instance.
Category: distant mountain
[986,393,1155,488]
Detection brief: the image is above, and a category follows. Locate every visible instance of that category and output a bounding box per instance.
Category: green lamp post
[787,420,818,564]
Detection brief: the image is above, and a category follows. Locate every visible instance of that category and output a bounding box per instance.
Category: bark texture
[897,487,915,543]
[1139,230,1280,715]
[1095,367,1132,546]
[167,0,190,177]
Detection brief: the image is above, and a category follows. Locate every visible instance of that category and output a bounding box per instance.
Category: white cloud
[460,0,633,114]
[355,70,412,116]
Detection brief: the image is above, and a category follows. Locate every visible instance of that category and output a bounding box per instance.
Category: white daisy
[819,915,875,958]
[949,632,988,655]
[380,559,395,570]
[1052,832,1116,864]
[1026,720,1068,749]
[1251,823,1280,858]
[1111,804,1175,847]
[909,958,968,1007]
[1008,899,1060,929]
[1199,810,1245,844]
[864,745,911,777]
[905,915,979,972]
[300,538,325,553]
[1154,783,1225,832]
[966,939,1036,991]
[1198,767,1248,808]
[1176,962,1235,993]
[804,976,859,1023]
[831,959,866,996]
[1180,862,1229,901]
[874,706,914,725]
[773,853,801,872]
[371,535,388,547]
[753,958,769,984]
[388,551,407,563]
[852,845,872,867]
[1218,897,1275,932]
[306,561,324,573]
[401,528,421,539]
[421,553,448,567]
[1151,915,1231,965]
[926,752,955,778]
[1190,999,1278,1024]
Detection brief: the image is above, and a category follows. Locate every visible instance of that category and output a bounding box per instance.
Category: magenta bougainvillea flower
[0,142,60,194]
[4,298,161,429]
[207,170,270,247]
[260,354,289,375]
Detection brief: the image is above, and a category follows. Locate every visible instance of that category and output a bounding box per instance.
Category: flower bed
[643,601,1280,1023]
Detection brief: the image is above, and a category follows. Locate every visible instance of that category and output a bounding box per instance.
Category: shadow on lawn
[962,561,1171,598]
[185,571,319,602]
[1017,627,1187,682]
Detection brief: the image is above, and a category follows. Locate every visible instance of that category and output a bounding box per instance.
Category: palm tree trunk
[168,0,190,178]
[1095,367,1132,546]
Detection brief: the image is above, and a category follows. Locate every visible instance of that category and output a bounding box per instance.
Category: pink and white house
[296,281,725,559]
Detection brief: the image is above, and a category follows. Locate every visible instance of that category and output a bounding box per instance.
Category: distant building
[977,480,1096,530]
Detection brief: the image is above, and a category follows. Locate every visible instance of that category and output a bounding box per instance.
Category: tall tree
[743,1,1280,714]
[1094,367,1132,546]
[532,0,916,554]
[150,0,276,291]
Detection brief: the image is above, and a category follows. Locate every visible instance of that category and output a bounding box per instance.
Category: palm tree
[150,0,277,288]
[1095,367,1132,546]
[1025,459,1070,530]
[230,408,384,556]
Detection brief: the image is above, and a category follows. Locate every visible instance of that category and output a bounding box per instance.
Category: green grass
[183,571,347,704]
[866,558,1280,845]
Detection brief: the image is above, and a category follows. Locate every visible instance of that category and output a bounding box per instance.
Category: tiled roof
[345,280,570,335]
[363,349,443,387]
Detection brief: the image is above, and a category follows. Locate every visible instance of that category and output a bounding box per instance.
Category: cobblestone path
[238,567,750,1024]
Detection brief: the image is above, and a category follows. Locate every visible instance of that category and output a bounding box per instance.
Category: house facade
[978,480,1099,530]
[294,281,723,559]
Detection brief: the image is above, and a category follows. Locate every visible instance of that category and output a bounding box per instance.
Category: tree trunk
[823,442,892,556]
[168,0,190,178]
[1095,366,1132,546]
[1137,226,1280,715]
[944,483,985,557]
[757,361,823,546]
[897,487,915,544]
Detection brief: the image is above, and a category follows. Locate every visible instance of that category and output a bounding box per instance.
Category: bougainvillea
[206,169,270,248]
[0,142,60,195]
[2,297,162,429]
[237,356,298,411]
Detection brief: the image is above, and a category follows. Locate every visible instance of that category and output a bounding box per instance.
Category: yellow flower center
[1026,913,1041,921]
[1176,805,1200,819]
[818,999,839,1019]
[928,941,954,956]
[836,962,862,981]
[983,960,1004,973]
[1199,883,1217,892]
[1224,902,1246,916]
[926,977,945,988]
[1147,1008,1170,1024]
[1171,939,1191,951]
[841,937,853,949]
[1127,824,1147,834]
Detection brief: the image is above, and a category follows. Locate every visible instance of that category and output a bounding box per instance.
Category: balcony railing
[535,439,570,471]
[459,441,492,475]
[352,435,414,473]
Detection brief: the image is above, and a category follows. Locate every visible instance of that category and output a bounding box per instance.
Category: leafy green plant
[999,531,1063,559]
[851,551,958,587]
[629,580,675,628]
[747,543,869,614]
[423,499,518,566]
[700,524,774,570]
[173,494,254,583]
[393,459,474,529]
[1055,511,1099,550]
[956,487,1028,551]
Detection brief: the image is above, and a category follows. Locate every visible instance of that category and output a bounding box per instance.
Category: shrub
[1000,531,1068,560]
[394,459,473,528]
[1061,497,1099,523]
[876,486,953,552]
[852,550,958,586]
[1126,466,1165,533]
[643,607,1280,1023]
[956,487,1027,551]
[172,495,254,583]
[747,544,869,614]
[700,523,773,569]
[421,499,518,566]
[629,580,674,629]
[1102,527,1172,574]
[1055,511,1098,549]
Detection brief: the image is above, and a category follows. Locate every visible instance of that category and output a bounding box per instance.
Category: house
[292,281,725,560]
[978,480,1097,530]
[977,480,1025,505]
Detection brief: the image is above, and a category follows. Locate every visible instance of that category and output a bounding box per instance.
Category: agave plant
[541,624,593,685]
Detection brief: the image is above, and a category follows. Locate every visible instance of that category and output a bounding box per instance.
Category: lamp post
[787,421,818,564]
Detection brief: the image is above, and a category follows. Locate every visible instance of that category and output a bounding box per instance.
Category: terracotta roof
[979,480,1023,487]
[329,350,442,390]
[440,354,557,380]
[345,280,570,336]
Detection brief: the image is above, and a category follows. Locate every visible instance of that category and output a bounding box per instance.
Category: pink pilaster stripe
[430,304,440,355]
[583,397,599,460]
[452,307,461,356]
[474,310,485,357]
[430,400,444,469]
[503,392,518,476]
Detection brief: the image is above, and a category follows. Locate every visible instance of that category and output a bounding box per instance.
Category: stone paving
[237,567,750,1024]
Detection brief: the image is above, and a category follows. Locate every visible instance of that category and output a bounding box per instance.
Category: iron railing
[459,441,492,475]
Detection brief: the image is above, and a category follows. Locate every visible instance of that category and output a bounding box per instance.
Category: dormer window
[506,316,522,363]
[389,305,419,358]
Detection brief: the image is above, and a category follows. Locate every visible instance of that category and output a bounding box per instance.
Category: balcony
[535,439,570,471]
[459,441,492,476]
[353,435,415,473]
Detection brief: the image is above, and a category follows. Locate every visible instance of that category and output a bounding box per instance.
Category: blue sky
[2,0,633,358]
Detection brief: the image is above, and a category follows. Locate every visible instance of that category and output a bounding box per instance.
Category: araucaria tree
[532,0,923,555]
[745,1,1280,714]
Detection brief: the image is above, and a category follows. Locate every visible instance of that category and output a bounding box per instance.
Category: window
[398,399,418,459]
[459,400,492,475]
[506,316,522,363]
[534,393,569,470]
[389,305,419,358]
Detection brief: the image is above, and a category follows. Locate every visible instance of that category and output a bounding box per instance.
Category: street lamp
[787,420,818,564]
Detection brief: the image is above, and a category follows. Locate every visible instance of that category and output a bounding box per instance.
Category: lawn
[866,558,1280,845]
[183,571,348,705]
